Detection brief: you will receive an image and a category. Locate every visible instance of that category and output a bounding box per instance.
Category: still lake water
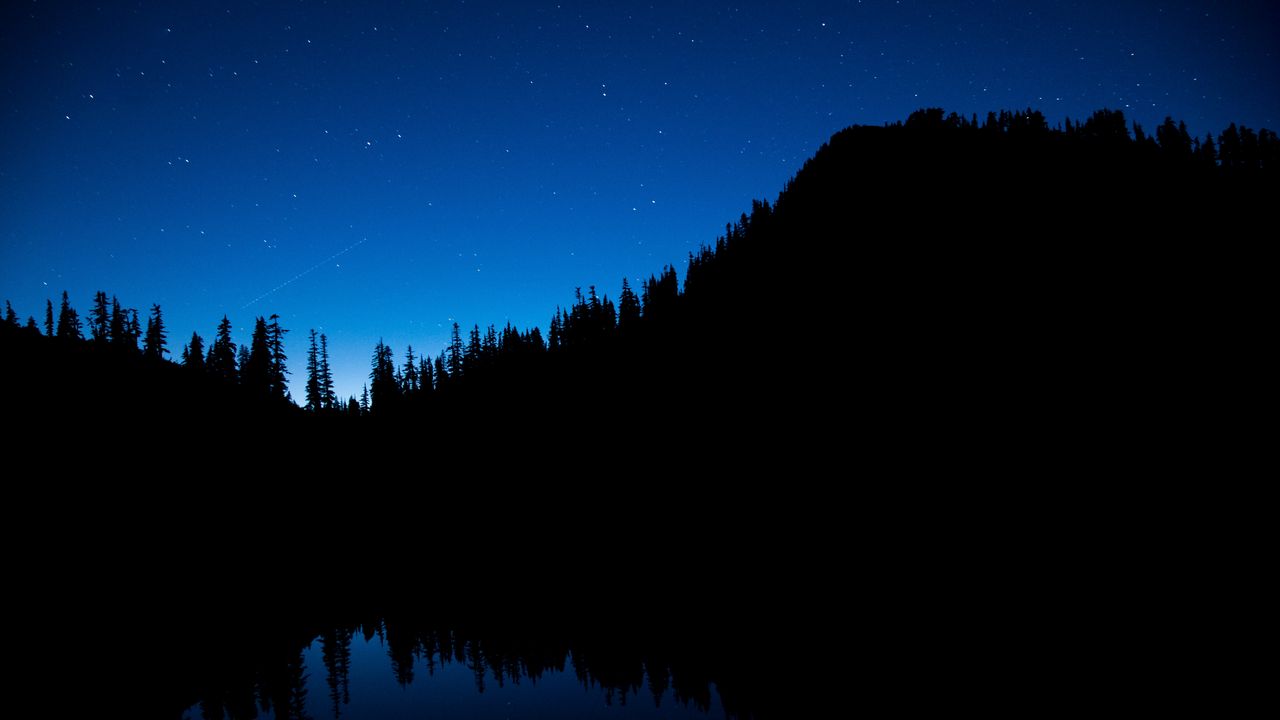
[183,621,726,720]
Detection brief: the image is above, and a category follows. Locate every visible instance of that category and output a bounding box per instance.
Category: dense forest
[154,608,797,719]
[5,105,1273,717]
[4,107,1275,439]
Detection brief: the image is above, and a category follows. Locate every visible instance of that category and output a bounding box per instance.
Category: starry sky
[2,1,1277,401]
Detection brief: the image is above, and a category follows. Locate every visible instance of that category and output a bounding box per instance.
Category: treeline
[2,292,308,408]
[351,106,1278,420]
[355,271,673,415]
[170,610,799,720]
[4,106,1275,424]
[900,106,1278,172]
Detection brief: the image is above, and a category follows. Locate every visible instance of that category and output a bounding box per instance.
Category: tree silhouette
[305,329,322,411]
[109,297,126,347]
[44,299,54,337]
[548,309,563,350]
[1157,116,1192,160]
[182,331,206,371]
[321,627,353,718]
[128,307,141,350]
[369,340,399,413]
[208,316,238,384]
[447,322,464,381]
[1218,123,1242,170]
[434,355,448,390]
[419,354,434,394]
[143,304,167,360]
[402,345,420,395]
[267,314,290,400]
[618,278,640,331]
[319,333,336,409]
[1081,109,1129,141]
[464,325,482,376]
[242,317,273,397]
[55,291,81,340]
[89,291,110,342]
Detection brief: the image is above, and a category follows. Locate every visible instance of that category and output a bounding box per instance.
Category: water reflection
[183,618,733,720]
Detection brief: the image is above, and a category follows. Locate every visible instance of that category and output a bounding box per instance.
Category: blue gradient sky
[3,1,1277,400]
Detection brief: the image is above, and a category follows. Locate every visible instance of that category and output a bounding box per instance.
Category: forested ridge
[3,106,1273,718]
[3,106,1275,448]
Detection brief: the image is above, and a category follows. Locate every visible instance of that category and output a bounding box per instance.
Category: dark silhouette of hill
[369,107,1276,464]
[2,108,1275,717]
[3,105,1276,523]
[5,107,1275,458]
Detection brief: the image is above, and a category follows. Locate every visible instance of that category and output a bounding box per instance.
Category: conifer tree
[89,291,110,342]
[267,314,290,400]
[242,317,272,396]
[319,333,336,409]
[109,297,125,346]
[447,322,464,380]
[183,332,206,371]
[618,277,640,331]
[369,340,400,413]
[208,316,238,383]
[305,329,322,411]
[56,291,81,340]
[143,304,167,360]
[402,345,420,395]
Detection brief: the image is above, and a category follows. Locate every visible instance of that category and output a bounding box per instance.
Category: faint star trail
[240,238,367,310]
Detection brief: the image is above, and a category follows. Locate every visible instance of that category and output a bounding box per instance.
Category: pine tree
[208,316,238,383]
[89,291,110,341]
[420,355,434,393]
[319,333,336,409]
[447,322,464,380]
[402,345,419,395]
[482,326,498,364]
[548,309,563,350]
[55,291,81,340]
[1157,116,1192,159]
[44,299,54,337]
[267,314,290,400]
[109,297,125,346]
[465,324,482,375]
[1196,133,1217,168]
[25,317,37,332]
[242,317,272,396]
[601,296,617,334]
[127,308,141,350]
[237,344,251,380]
[434,355,448,390]
[143,304,167,360]
[3,301,16,326]
[360,384,370,414]
[369,340,400,413]
[618,278,640,331]
[1219,123,1241,170]
[305,329,322,411]
[183,332,206,371]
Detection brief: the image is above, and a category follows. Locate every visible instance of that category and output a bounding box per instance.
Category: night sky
[3,1,1276,400]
